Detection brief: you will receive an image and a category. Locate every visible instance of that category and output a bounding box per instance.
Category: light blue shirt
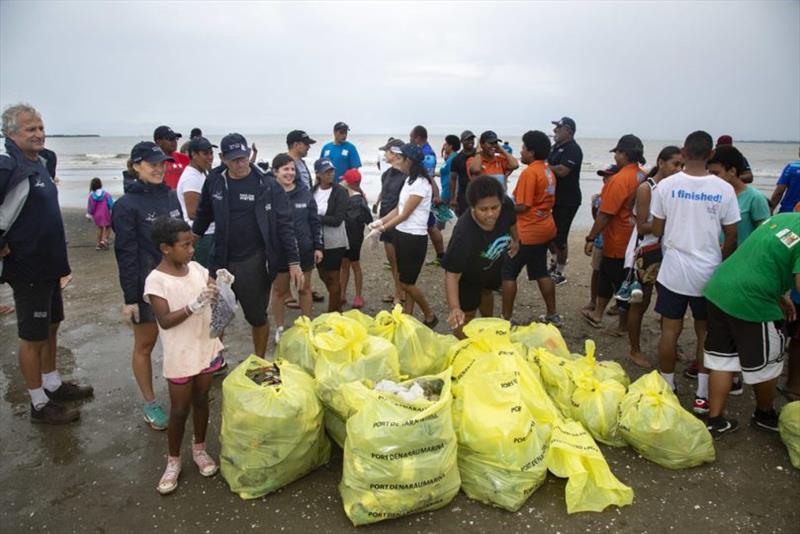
[320,141,361,181]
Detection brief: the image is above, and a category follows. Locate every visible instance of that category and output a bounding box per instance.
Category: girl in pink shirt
[86,177,113,250]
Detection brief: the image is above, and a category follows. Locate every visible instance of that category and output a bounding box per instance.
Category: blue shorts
[654,282,707,321]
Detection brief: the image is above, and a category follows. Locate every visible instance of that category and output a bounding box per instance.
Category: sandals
[284,297,300,310]
[423,315,439,329]
[311,291,325,303]
[580,309,603,329]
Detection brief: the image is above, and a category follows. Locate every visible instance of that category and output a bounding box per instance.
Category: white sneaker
[274,326,285,344]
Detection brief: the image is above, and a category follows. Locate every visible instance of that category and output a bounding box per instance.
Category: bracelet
[184,305,191,317]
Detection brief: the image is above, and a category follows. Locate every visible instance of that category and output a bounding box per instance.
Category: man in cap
[177,136,218,267]
[468,130,519,190]
[716,135,753,183]
[193,133,301,358]
[179,127,203,154]
[409,125,446,265]
[286,130,316,191]
[547,116,584,286]
[154,125,190,190]
[0,103,93,424]
[375,137,407,304]
[450,130,477,216]
[320,122,361,182]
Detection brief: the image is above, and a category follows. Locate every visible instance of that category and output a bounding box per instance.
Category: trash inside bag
[617,371,715,469]
[210,268,236,338]
[778,401,800,470]
[220,356,330,499]
[275,316,317,376]
[511,321,572,359]
[339,370,460,526]
[570,371,626,447]
[533,348,577,418]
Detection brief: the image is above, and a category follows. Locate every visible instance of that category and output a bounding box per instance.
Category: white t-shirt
[650,172,740,296]
[623,177,660,269]
[314,187,332,216]
[396,176,432,235]
[176,165,214,235]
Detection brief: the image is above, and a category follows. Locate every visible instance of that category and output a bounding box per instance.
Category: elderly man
[0,103,93,424]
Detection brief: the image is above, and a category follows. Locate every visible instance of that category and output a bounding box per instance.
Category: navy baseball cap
[379,137,404,151]
[220,133,250,160]
[399,143,424,163]
[314,158,335,174]
[479,130,501,144]
[187,136,217,154]
[460,130,476,142]
[286,130,316,145]
[552,117,576,132]
[333,121,349,132]
[153,125,182,141]
[610,134,643,153]
[130,141,174,164]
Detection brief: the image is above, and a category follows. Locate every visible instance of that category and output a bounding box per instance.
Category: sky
[1,0,798,141]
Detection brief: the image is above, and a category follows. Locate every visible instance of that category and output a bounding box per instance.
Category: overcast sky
[1,1,798,140]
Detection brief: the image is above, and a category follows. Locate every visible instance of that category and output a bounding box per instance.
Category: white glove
[122,304,140,324]
[366,227,382,241]
[188,289,215,313]
[85,213,93,220]
[368,220,384,231]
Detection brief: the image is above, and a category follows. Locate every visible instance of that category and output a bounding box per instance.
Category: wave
[82,153,128,160]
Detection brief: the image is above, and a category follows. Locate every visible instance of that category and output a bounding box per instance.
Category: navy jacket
[314,182,349,228]
[287,185,323,253]
[345,193,373,233]
[112,178,182,305]
[192,164,299,276]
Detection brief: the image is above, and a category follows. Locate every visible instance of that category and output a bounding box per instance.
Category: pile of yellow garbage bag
[778,401,799,469]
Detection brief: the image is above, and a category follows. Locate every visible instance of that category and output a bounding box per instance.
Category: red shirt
[163,151,190,190]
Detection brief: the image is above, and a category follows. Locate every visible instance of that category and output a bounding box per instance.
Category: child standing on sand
[341,168,372,308]
[143,217,224,495]
[86,177,113,250]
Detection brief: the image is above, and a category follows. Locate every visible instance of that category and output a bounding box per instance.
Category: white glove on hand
[366,227,383,241]
[368,220,384,231]
[188,289,215,314]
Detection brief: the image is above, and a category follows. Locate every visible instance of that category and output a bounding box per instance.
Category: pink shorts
[167,355,224,385]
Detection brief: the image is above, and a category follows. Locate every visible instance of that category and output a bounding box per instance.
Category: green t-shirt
[704,213,800,322]
[735,186,771,244]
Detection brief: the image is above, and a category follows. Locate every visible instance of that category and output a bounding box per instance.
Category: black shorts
[427,212,436,228]
[459,276,499,313]
[319,247,346,272]
[597,256,625,299]
[279,249,315,273]
[134,301,156,324]
[654,282,707,321]
[393,230,427,285]
[346,228,364,262]
[379,228,396,244]
[704,301,785,385]
[227,252,272,327]
[552,204,580,249]
[502,243,549,281]
[10,279,64,341]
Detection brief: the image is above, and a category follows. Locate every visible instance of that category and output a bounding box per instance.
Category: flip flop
[285,298,300,310]
[381,295,395,303]
[312,291,325,303]
[580,309,603,329]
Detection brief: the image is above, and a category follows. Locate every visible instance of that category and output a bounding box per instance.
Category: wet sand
[1,209,798,533]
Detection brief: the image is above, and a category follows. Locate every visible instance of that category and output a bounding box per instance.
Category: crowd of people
[2,102,800,494]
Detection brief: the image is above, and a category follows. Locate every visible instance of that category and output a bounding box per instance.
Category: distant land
[0,134,100,138]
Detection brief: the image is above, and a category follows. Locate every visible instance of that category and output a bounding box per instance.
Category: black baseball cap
[333,121,349,132]
[130,141,174,164]
[286,130,316,145]
[479,130,501,144]
[314,158,335,174]
[379,137,404,151]
[220,133,250,160]
[153,125,182,141]
[596,164,620,177]
[187,137,217,154]
[610,134,644,153]
[460,130,476,142]
[399,143,424,163]
[552,117,576,132]
[190,127,202,138]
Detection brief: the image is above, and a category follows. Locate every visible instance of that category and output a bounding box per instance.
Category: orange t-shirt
[599,163,645,258]
[513,160,557,245]
[467,153,510,188]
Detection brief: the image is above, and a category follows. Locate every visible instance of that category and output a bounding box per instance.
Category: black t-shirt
[226,171,263,261]
[441,197,516,285]
[379,167,406,217]
[547,139,583,207]
[452,150,476,197]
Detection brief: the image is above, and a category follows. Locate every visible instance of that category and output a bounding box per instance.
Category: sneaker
[192,445,219,477]
[706,416,739,440]
[551,271,567,286]
[683,361,698,380]
[157,457,181,495]
[538,313,564,329]
[751,408,780,432]
[274,326,285,345]
[615,281,633,302]
[692,396,710,415]
[31,401,80,425]
[352,295,365,309]
[143,403,168,431]
[629,282,644,304]
[729,375,744,396]
[45,380,94,402]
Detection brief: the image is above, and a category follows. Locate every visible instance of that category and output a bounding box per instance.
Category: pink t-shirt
[143,262,224,378]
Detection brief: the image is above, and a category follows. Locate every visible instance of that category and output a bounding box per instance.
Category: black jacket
[314,182,349,228]
[345,193,373,233]
[192,164,299,276]
[112,178,182,305]
[287,185,323,254]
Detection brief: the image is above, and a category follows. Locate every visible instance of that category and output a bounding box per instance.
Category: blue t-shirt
[421,142,437,179]
[778,160,800,212]
[439,153,457,202]
[320,141,361,182]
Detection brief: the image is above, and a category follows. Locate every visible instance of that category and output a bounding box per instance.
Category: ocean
[47,134,798,230]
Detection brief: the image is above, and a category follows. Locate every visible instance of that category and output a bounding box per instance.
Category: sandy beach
[1,208,798,533]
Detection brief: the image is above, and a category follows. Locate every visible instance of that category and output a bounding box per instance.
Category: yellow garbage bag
[370,304,454,377]
[532,348,576,417]
[617,371,715,469]
[343,308,374,328]
[778,401,800,469]
[275,316,317,376]
[570,371,626,447]
[312,313,369,361]
[338,370,460,526]
[511,321,572,359]
[546,419,633,513]
[314,333,400,447]
[571,340,630,388]
[220,356,330,499]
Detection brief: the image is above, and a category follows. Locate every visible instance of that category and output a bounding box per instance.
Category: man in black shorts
[449,130,477,217]
[193,133,301,358]
[0,103,93,424]
[547,117,583,285]
[442,175,518,338]
[375,137,407,303]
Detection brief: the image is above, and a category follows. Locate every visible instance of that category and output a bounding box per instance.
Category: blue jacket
[192,164,299,276]
[287,185,323,254]
[112,178,182,305]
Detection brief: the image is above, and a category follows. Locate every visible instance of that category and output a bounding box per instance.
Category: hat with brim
[153,125,182,141]
[220,133,251,160]
[479,130,501,144]
[552,117,576,132]
[130,141,174,164]
[314,158,335,174]
[596,164,620,177]
[380,137,404,151]
[399,143,424,163]
[188,137,217,154]
[460,130,476,142]
[610,134,643,153]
